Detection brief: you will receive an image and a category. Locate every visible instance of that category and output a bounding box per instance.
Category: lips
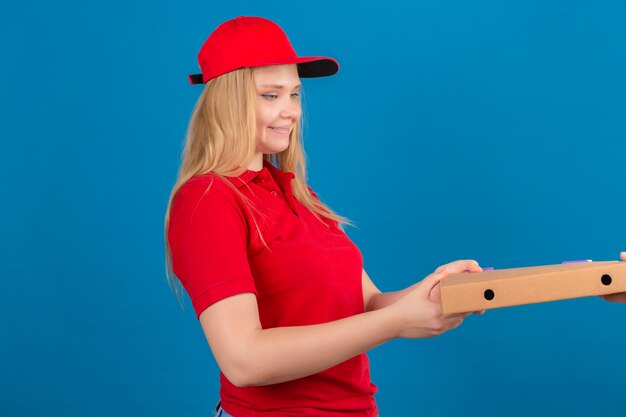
[268,126,291,135]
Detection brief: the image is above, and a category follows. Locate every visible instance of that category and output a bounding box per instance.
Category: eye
[291,91,301,98]
[261,93,278,101]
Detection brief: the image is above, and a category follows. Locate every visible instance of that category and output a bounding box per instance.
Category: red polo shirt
[167,159,378,417]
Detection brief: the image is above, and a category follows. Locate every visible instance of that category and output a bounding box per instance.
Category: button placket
[258,174,281,197]
[257,167,300,216]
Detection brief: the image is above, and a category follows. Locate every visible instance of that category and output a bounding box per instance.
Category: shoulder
[171,173,246,220]
[176,173,240,204]
[168,174,252,252]
[177,172,233,194]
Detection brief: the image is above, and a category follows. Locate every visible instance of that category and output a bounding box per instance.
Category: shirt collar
[225,159,295,188]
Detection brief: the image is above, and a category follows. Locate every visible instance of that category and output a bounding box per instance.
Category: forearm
[238,308,397,386]
[365,285,417,312]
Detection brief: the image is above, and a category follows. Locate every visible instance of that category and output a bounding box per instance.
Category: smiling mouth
[268,126,291,134]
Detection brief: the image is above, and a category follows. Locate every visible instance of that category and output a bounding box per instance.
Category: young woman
[164,15,625,417]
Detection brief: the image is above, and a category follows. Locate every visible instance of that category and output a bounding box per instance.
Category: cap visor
[187,56,339,85]
[188,73,204,85]
[296,57,339,78]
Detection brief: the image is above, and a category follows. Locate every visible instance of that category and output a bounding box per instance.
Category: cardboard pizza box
[440,261,626,314]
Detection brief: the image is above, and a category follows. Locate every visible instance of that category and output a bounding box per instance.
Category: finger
[443,313,467,324]
[435,260,467,273]
[435,261,456,274]
[429,283,441,303]
[461,259,483,273]
[442,260,483,275]
[435,262,454,272]
[418,270,449,296]
[447,316,465,330]
[601,292,626,303]
[601,294,614,302]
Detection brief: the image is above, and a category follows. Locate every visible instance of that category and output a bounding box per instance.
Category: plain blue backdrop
[1,0,625,416]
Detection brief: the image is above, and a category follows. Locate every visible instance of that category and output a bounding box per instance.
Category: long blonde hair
[164,67,353,307]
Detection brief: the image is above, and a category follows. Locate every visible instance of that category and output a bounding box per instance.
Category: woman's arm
[199,269,467,388]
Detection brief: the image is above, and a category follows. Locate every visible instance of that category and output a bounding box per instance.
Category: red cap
[188,16,339,85]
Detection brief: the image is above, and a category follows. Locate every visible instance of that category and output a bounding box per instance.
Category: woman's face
[252,64,302,155]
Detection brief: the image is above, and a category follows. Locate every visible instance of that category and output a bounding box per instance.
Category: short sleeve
[168,178,257,318]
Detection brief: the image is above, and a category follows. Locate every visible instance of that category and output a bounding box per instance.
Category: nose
[279,100,301,120]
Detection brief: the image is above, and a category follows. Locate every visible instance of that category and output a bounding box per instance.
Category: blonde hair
[164,67,353,307]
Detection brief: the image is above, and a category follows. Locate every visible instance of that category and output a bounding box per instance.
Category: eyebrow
[258,84,302,90]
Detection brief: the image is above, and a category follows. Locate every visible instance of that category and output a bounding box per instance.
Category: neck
[247,152,264,171]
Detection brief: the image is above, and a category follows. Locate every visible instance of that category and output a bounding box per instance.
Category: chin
[261,140,290,154]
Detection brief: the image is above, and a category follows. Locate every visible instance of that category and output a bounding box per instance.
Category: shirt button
[271,191,278,196]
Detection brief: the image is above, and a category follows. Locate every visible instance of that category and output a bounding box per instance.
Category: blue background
[2,0,625,416]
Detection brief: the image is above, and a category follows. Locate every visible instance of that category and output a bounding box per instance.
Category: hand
[431,259,486,315]
[433,259,483,274]
[388,270,471,339]
[600,252,626,304]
